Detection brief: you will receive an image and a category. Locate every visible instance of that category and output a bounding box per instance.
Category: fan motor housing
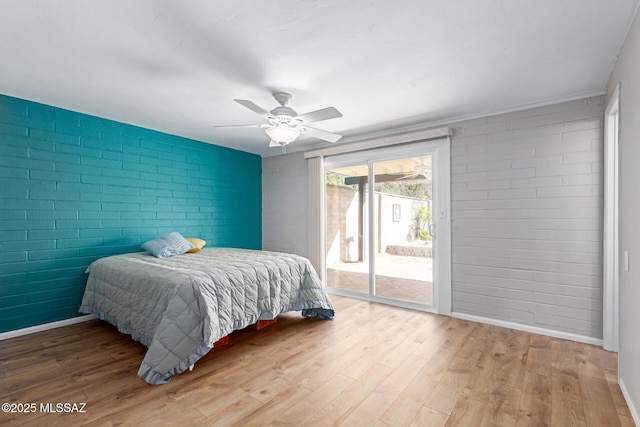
[270,106,297,118]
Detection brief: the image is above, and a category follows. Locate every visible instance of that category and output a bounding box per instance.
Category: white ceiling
[1,1,638,157]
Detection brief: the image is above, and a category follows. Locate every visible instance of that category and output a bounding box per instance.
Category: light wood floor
[0,296,634,426]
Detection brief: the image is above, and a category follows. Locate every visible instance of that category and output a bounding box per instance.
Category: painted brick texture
[262,96,604,340]
[262,152,309,257]
[450,97,604,338]
[0,95,262,333]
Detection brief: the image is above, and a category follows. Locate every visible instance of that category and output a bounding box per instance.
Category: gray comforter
[79,248,334,385]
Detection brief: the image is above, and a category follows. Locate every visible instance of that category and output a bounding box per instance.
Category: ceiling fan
[213,92,343,149]
[394,158,432,180]
[396,165,432,180]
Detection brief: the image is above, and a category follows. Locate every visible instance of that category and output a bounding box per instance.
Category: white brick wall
[450,96,604,338]
[262,151,309,257]
[262,96,605,340]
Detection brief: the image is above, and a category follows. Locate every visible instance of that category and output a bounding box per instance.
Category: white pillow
[141,232,194,258]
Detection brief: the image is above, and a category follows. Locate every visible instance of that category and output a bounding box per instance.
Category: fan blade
[234,99,273,118]
[294,107,342,124]
[302,126,342,143]
[395,173,420,181]
[269,140,282,147]
[212,123,269,129]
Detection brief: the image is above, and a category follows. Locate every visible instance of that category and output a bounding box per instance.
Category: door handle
[429,222,436,239]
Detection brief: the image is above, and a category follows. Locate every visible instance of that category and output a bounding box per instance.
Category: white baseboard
[451,311,603,346]
[619,378,640,425]
[0,315,97,341]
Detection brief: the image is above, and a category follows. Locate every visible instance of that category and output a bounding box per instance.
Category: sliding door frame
[603,83,620,352]
[318,138,451,315]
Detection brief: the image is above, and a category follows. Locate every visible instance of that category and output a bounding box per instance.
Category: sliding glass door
[323,140,450,313]
[325,162,370,295]
[372,156,433,305]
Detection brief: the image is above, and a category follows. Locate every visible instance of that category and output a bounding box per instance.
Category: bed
[79,247,335,385]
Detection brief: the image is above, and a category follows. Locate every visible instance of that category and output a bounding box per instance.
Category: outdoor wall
[325,184,360,266]
[0,94,262,334]
[378,193,428,252]
[263,96,604,342]
[319,184,428,267]
[607,7,640,421]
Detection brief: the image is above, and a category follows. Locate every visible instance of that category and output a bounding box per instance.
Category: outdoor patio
[325,252,433,305]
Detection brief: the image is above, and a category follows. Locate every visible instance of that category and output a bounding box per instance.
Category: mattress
[79,247,334,384]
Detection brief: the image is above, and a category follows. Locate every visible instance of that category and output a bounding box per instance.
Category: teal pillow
[141,232,194,258]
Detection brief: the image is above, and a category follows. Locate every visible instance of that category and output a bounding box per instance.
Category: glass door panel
[372,156,434,305]
[324,163,369,294]
[322,138,449,314]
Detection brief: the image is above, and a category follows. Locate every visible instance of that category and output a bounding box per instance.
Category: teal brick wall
[0,94,262,333]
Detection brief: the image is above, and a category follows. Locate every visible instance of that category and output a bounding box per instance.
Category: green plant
[417,205,432,241]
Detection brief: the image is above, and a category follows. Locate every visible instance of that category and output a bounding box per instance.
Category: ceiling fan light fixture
[265,125,300,144]
[217,93,343,148]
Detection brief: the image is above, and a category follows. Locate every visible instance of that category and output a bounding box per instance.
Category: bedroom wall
[0,94,262,334]
[263,96,604,341]
[450,97,603,340]
[262,151,309,257]
[607,6,640,421]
